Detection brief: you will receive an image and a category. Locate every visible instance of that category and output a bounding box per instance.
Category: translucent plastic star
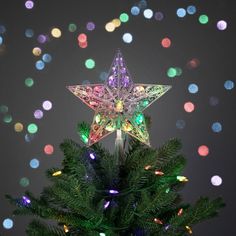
[67,50,171,146]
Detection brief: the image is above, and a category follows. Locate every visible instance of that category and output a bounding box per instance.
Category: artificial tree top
[67,50,171,146]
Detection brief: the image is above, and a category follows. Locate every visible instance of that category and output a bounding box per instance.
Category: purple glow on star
[22,196,31,205]
[89,153,96,160]
[104,201,110,209]
[109,189,119,194]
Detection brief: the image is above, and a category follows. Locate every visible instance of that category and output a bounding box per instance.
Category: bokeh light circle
[0,105,8,114]
[30,158,40,169]
[44,144,54,155]
[161,37,171,48]
[25,133,34,143]
[78,33,87,43]
[112,19,121,28]
[3,114,12,123]
[32,47,42,56]
[37,34,47,44]
[143,9,153,19]
[51,28,62,38]
[3,218,13,229]
[42,53,52,63]
[176,119,186,129]
[99,72,108,81]
[14,122,24,132]
[217,20,227,30]
[0,36,3,45]
[122,33,133,43]
[212,122,222,133]
[187,58,200,69]
[27,123,38,134]
[35,60,45,70]
[167,67,177,78]
[42,100,52,111]
[184,102,195,113]
[198,145,209,157]
[224,80,234,90]
[199,14,209,24]
[25,0,34,9]
[25,29,34,38]
[119,13,129,23]
[68,23,77,32]
[188,83,199,94]
[105,22,115,32]
[211,175,222,186]
[19,177,30,187]
[154,11,164,21]
[176,8,186,18]
[131,6,140,16]
[34,109,44,119]
[85,59,95,69]
[187,5,196,15]
[25,78,34,87]
[0,25,6,34]
[86,22,95,31]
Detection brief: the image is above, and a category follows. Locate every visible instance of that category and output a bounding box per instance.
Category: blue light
[143,9,153,19]
[25,29,34,38]
[212,122,222,133]
[3,218,13,229]
[25,133,34,142]
[188,83,199,94]
[30,158,40,169]
[42,53,52,63]
[138,0,147,10]
[131,6,140,16]
[224,80,234,90]
[176,120,186,129]
[35,60,45,70]
[0,25,6,34]
[89,153,96,160]
[187,5,196,15]
[176,8,186,18]
[122,33,133,43]
[0,36,3,45]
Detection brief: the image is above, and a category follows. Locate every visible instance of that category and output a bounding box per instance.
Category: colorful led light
[217,20,227,30]
[25,0,34,9]
[198,145,209,157]
[211,175,222,186]
[85,59,95,69]
[35,60,45,70]
[161,37,171,48]
[104,201,110,209]
[176,8,186,18]
[122,33,133,43]
[89,153,96,160]
[52,171,62,176]
[154,11,164,21]
[109,190,119,194]
[19,177,30,187]
[212,122,222,133]
[199,14,209,24]
[25,78,34,87]
[105,22,115,32]
[131,6,140,16]
[27,123,38,134]
[42,100,52,111]
[224,80,234,90]
[30,158,40,169]
[34,109,44,119]
[22,196,31,205]
[14,122,24,132]
[51,28,62,38]
[184,102,195,113]
[143,9,153,19]
[2,218,13,229]
[44,144,54,155]
[120,13,129,23]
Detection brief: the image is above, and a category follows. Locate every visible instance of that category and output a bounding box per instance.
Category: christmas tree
[6,51,224,235]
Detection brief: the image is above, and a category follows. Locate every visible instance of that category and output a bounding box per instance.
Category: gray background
[0,0,235,235]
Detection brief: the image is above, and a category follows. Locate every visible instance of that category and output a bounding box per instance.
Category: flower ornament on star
[67,50,171,146]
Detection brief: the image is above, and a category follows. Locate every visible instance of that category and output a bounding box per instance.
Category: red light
[44,144,54,155]
[77,33,87,43]
[184,102,195,113]
[79,41,88,48]
[198,145,209,157]
[161,37,171,48]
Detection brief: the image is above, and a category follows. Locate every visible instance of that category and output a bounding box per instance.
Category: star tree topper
[67,50,171,146]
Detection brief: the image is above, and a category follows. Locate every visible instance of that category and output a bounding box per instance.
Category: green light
[19,177,30,187]
[135,113,144,125]
[81,134,88,143]
[175,67,182,76]
[120,13,129,23]
[167,67,177,78]
[142,100,149,107]
[85,59,95,69]
[25,78,34,87]
[0,105,8,114]
[199,14,209,24]
[68,23,77,32]
[3,114,12,123]
[27,123,38,134]
[165,188,170,193]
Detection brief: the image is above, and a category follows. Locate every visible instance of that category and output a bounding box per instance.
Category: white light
[100,233,106,236]
[143,9,153,19]
[211,175,222,186]
[122,33,133,43]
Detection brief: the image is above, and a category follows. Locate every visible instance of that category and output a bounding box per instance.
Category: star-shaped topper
[67,50,171,146]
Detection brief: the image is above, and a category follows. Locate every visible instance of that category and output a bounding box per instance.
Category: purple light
[25,0,34,9]
[42,100,52,111]
[109,189,119,194]
[164,224,171,231]
[34,109,44,119]
[22,196,31,205]
[104,201,110,209]
[217,20,227,31]
[86,22,96,31]
[89,153,96,160]
[37,34,47,44]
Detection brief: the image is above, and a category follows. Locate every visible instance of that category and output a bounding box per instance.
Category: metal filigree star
[67,50,171,146]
